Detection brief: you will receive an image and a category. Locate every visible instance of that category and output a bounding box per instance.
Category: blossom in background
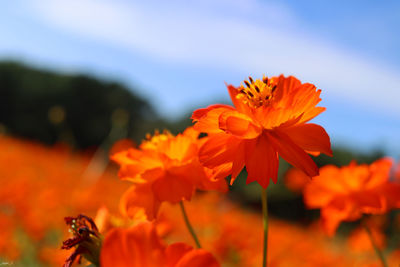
[284,167,311,193]
[61,214,102,267]
[160,192,361,267]
[0,136,128,264]
[347,216,386,252]
[304,158,400,235]
[100,222,219,267]
[111,127,227,220]
[192,75,331,188]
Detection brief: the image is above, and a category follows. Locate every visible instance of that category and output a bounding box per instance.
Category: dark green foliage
[0,61,156,148]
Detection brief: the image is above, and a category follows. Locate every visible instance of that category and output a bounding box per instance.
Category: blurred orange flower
[0,136,128,264]
[192,75,331,188]
[111,127,227,220]
[160,192,359,267]
[348,217,386,252]
[304,158,400,235]
[100,222,219,267]
[284,168,311,193]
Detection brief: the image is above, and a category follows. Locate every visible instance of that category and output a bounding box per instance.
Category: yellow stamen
[236,76,277,108]
[141,130,173,149]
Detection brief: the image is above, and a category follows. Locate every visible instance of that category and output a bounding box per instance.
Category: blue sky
[1,0,399,157]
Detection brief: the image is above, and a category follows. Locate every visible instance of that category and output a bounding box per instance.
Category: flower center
[65,215,99,238]
[142,130,173,149]
[236,76,277,108]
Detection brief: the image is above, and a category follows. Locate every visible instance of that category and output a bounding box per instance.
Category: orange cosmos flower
[100,222,219,267]
[111,127,227,220]
[304,158,400,235]
[192,75,332,188]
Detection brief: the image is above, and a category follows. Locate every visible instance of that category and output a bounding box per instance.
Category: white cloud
[27,0,400,117]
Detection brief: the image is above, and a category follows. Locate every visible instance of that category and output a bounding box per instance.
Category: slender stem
[363,222,388,267]
[261,187,269,267]
[179,201,201,248]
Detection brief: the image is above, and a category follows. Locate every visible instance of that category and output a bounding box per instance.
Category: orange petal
[230,140,247,184]
[192,105,234,134]
[244,134,279,188]
[380,183,400,209]
[352,191,386,214]
[321,198,359,236]
[152,172,194,203]
[165,243,220,267]
[365,158,392,188]
[204,162,232,181]
[191,104,233,121]
[182,126,200,140]
[300,107,326,124]
[256,106,302,129]
[282,123,332,156]
[112,149,163,182]
[174,248,220,267]
[95,207,111,233]
[162,134,198,162]
[168,161,228,193]
[219,110,261,139]
[119,184,161,221]
[273,75,301,103]
[100,223,166,267]
[303,178,336,208]
[226,84,252,116]
[267,130,319,177]
[306,151,321,156]
[196,170,229,193]
[199,133,241,168]
[288,83,325,124]
[165,243,193,267]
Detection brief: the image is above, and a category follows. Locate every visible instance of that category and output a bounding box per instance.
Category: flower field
[1,74,399,267]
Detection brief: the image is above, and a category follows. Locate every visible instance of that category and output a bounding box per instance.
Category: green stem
[363,222,388,267]
[179,201,201,248]
[261,187,269,267]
